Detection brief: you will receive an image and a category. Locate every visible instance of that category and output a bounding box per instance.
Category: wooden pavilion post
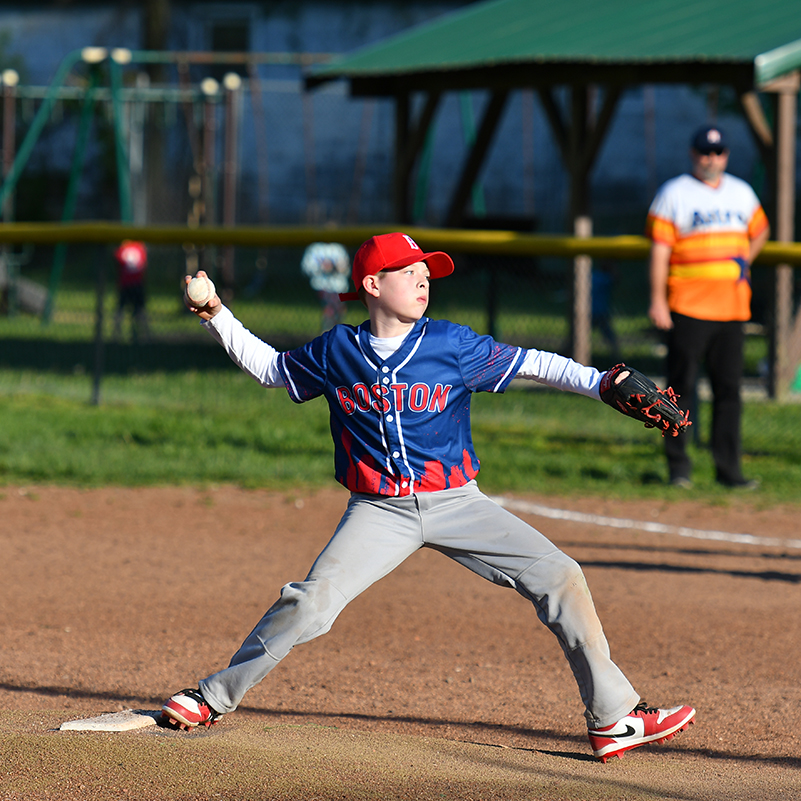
[538,83,621,363]
[445,90,509,227]
[393,91,442,224]
[393,92,411,224]
[749,71,801,399]
[771,72,800,400]
[569,85,592,366]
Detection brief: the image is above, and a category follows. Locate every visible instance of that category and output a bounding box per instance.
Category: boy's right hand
[184,271,221,320]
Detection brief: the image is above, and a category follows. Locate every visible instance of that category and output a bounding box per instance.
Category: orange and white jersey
[646,173,769,321]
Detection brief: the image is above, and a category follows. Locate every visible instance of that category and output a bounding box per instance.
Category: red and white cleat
[588,702,695,763]
[161,688,222,731]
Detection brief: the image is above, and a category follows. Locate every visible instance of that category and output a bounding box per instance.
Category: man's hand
[648,297,673,330]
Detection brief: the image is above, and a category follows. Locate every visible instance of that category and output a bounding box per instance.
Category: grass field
[1,367,799,503]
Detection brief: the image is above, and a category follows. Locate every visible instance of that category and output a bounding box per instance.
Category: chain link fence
[0,237,790,380]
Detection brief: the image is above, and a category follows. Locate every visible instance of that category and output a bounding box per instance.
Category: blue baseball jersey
[277,317,525,497]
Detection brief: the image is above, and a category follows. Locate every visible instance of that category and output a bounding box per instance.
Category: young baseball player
[162,232,695,762]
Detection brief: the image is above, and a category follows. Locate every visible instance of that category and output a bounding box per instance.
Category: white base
[60,709,160,731]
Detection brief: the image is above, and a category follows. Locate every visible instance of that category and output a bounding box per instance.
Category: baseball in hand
[186,275,216,308]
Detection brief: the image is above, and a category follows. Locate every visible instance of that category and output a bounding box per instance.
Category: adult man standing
[646,125,770,488]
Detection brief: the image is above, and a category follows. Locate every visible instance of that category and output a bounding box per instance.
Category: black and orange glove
[600,364,691,438]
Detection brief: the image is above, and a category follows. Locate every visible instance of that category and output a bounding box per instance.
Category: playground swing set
[0,46,334,322]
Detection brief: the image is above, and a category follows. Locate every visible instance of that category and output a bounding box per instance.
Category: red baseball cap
[339,232,454,301]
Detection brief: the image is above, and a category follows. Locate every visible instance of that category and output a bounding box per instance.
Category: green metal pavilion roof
[307,0,801,91]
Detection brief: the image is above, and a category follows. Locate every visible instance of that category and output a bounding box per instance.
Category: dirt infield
[1,485,799,800]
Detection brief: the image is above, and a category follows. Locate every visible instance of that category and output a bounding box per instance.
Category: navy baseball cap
[339,232,454,301]
[691,125,728,154]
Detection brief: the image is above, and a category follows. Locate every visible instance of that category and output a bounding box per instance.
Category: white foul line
[491,496,801,550]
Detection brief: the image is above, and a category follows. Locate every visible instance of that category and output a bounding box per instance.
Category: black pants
[665,313,745,484]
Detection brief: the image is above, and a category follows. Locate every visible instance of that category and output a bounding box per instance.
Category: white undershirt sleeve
[516,348,603,399]
[201,309,602,397]
[202,306,284,388]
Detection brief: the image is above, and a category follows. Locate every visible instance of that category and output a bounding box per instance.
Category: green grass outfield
[0,368,799,503]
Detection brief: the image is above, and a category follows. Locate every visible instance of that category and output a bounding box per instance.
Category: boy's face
[369,261,430,322]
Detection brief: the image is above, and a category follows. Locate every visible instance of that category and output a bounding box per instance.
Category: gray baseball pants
[199,481,639,729]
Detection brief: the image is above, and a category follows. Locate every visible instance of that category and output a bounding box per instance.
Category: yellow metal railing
[0,221,800,265]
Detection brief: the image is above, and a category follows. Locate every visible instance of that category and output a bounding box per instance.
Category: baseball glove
[599,363,691,438]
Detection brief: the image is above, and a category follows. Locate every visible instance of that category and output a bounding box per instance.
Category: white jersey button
[386,414,394,422]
